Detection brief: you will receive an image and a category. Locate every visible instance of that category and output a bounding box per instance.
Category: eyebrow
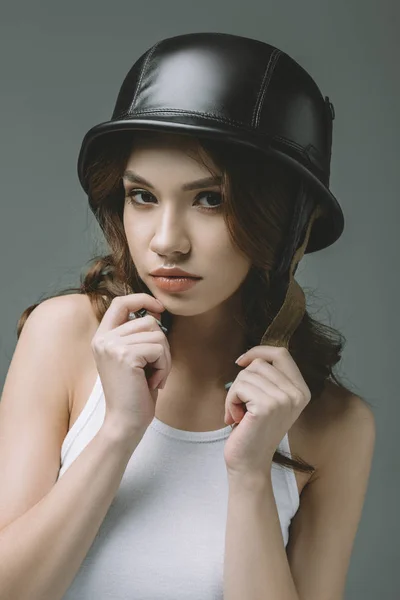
[122,169,222,191]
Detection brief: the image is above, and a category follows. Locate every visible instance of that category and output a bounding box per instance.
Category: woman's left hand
[223,345,311,481]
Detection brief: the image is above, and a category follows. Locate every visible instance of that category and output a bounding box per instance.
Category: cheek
[123,210,143,241]
[215,252,250,288]
[122,208,134,240]
[123,225,143,262]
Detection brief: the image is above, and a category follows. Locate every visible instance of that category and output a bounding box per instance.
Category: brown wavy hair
[16,130,364,476]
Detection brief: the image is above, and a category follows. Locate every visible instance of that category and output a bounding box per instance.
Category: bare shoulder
[39,293,101,406]
[0,293,101,528]
[321,381,376,448]
[303,380,375,480]
[40,293,100,350]
[44,293,100,327]
[37,293,99,328]
[311,380,374,430]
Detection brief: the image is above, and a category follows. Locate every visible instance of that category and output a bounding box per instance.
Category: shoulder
[314,380,375,431]
[286,385,375,595]
[39,291,101,339]
[306,381,376,481]
[322,382,376,453]
[21,293,98,343]
[35,292,94,317]
[40,292,100,331]
[32,293,100,398]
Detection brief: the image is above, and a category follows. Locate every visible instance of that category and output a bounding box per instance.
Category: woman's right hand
[91,293,171,436]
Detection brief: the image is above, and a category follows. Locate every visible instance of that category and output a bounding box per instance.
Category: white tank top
[57,374,300,599]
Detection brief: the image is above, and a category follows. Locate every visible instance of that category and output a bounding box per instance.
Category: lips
[150,268,201,278]
[152,276,201,292]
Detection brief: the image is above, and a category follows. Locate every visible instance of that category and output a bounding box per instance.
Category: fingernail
[235,353,245,364]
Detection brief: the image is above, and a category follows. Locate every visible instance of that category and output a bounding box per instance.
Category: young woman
[0,33,375,600]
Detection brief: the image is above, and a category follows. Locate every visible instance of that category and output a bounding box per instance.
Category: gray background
[0,1,398,597]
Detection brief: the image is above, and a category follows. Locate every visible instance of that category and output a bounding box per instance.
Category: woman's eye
[125,189,223,211]
[127,190,154,205]
[196,192,223,210]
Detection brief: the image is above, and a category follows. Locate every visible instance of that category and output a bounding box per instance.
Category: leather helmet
[77,32,345,353]
[77,32,344,255]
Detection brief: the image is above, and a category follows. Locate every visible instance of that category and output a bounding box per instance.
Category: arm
[0,295,145,600]
[224,475,299,600]
[223,395,376,600]
[0,418,143,600]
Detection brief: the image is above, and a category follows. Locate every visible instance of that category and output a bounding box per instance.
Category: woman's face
[122,133,252,318]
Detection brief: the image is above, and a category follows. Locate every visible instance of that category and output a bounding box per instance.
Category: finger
[97,294,164,334]
[237,346,307,394]
[241,360,302,399]
[225,380,263,421]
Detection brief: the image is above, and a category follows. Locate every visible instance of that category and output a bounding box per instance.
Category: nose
[150,207,192,256]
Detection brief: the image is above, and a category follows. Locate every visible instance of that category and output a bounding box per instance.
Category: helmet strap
[260,203,324,349]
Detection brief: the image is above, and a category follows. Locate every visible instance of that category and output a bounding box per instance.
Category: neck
[164,307,249,393]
